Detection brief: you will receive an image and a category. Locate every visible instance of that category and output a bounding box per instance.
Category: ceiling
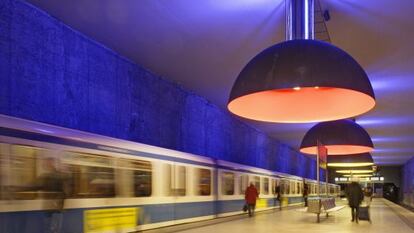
[26,0,414,165]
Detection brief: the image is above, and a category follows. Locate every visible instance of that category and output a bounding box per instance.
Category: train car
[0,115,340,233]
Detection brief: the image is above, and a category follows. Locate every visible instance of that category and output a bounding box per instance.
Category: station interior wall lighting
[227,0,375,123]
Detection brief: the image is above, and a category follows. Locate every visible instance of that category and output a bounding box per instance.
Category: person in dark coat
[275,185,282,210]
[303,184,309,207]
[245,183,259,217]
[346,182,364,223]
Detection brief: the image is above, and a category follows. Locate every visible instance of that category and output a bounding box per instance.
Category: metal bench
[307,198,345,222]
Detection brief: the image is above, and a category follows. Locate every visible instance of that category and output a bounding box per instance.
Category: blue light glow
[372,136,414,142]
[356,119,385,125]
[373,155,412,159]
[374,148,414,153]
[370,75,414,92]
[356,116,412,126]
[209,0,283,11]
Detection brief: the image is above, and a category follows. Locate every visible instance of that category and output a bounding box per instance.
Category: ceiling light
[335,165,374,174]
[300,120,374,155]
[327,153,374,167]
[227,0,375,123]
[336,170,373,174]
[343,174,373,177]
[328,162,374,167]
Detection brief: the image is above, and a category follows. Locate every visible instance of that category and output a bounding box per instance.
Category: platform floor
[180,198,414,233]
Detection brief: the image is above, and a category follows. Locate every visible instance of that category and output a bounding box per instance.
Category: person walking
[245,183,259,217]
[346,181,364,223]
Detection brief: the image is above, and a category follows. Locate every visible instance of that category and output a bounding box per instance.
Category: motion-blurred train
[0,114,340,233]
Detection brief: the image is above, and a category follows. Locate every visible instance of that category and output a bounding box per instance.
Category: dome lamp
[228,0,375,123]
[300,120,374,155]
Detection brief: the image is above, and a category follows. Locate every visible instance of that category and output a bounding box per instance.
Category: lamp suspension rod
[285,0,314,40]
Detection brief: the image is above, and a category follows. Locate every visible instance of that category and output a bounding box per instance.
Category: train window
[132,160,152,197]
[239,174,248,194]
[263,177,269,195]
[0,143,5,199]
[64,152,115,198]
[297,182,300,194]
[222,172,235,195]
[117,159,152,197]
[196,168,211,196]
[1,145,39,200]
[271,179,278,195]
[290,181,295,195]
[281,180,289,194]
[301,182,304,194]
[171,165,186,196]
[285,181,291,194]
[280,180,285,194]
[253,176,260,192]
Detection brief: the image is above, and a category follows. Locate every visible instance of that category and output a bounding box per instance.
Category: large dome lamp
[300,120,374,155]
[227,0,375,123]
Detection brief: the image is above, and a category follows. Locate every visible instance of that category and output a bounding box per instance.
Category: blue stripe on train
[0,197,298,233]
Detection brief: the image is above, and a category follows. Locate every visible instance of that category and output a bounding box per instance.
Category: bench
[307,198,345,222]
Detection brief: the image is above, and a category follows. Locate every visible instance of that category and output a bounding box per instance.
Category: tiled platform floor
[180,199,414,233]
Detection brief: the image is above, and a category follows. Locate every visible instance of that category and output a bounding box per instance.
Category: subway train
[0,114,340,233]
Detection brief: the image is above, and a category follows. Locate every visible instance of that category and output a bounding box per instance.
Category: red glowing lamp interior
[300,145,374,155]
[228,87,375,123]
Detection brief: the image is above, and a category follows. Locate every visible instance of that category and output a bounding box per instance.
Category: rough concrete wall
[0,0,322,179]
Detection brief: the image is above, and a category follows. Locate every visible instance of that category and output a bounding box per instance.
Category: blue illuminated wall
[0,0,323,180]
[402,157,414,208]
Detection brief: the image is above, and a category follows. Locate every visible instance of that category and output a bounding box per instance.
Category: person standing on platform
[303,184,309,207]
[275,185,282,210]
[346,181,364,223]
[245,183,259,217]
[364,186,373,206]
